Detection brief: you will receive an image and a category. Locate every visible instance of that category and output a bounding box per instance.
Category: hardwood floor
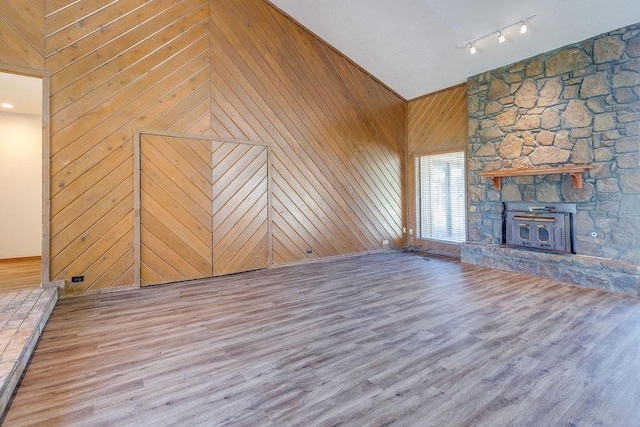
[4,252,640,426]
[0,258,41,292]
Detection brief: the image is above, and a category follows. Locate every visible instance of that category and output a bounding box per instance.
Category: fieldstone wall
[466,23,640,265]
[463,23,640,295]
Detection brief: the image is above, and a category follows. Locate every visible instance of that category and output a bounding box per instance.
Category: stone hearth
[462,243,640,295]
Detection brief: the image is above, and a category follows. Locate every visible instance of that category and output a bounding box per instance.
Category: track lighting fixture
[457,14,536,54]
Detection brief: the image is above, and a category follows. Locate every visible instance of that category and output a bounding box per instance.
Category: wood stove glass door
[518,222,532,246]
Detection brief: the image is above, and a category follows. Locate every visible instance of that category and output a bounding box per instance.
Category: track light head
[458,14,534,54]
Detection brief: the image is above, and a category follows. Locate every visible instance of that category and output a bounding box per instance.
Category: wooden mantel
[479,165,596,190]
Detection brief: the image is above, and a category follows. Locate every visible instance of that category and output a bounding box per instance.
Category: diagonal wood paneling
[0,0,45,70]
[407,84,468,249]
[212,141,268,276]
[209,0,406,265]
[4,0,406,293]
[47,0,211,293]
[408,84,468,156]
[141,134,213,286]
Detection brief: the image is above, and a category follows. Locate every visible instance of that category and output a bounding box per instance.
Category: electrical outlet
[409,229,413,235]
[382,239,389,245]
[403,227,407,233]
[306,249,313,254]
[71,275,84,283]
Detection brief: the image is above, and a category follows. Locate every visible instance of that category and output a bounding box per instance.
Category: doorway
[136,132,271,287]
[0,71,44,291]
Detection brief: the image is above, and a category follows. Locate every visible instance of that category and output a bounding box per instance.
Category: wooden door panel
[141,137,212,211]
[140,156,212,229]
[141,134,213,286]
[212,142,268,276]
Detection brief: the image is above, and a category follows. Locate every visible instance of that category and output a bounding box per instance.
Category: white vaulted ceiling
[269,0,640,99]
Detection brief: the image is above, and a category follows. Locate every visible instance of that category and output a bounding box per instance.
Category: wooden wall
[209,1,406,266]
[1,0,406,293]
[406,84,468,253]
[0,0,45,70]
[46,0,211,293]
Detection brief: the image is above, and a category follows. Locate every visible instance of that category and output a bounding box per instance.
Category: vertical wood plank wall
[0,0,406,293]
[407,85,468,252]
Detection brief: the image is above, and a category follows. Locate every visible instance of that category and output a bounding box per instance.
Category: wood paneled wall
[406,84,468,251]
[47,0,212,293]
[0,0,45,70]
[2,0,406,293]
[408,84,468,157]
[209,0,405,265]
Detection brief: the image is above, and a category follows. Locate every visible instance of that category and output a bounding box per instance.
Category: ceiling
[0,72,42,116]
[269,0,640,100]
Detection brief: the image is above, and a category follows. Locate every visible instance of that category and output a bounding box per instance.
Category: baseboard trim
[59,284,140,299]
[0,256,41,263]
[270,249,389,269]
[57,250,394,298]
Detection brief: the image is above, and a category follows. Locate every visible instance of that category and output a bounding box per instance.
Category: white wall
[0,112,42,258]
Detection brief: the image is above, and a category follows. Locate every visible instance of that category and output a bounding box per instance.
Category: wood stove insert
[503,202,577,254]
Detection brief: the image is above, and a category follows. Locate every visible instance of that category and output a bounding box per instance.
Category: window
[416,151,466,243]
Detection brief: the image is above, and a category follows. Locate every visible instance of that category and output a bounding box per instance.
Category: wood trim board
[133,130,142,288]
[41,73,51,286]
[0,256,42,263]
[0,65,51,287]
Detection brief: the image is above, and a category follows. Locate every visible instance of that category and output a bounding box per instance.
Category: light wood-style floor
[4,252,640,426]
[0,258,41,292]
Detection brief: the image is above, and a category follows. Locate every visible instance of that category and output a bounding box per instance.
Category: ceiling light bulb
[1,103,14,109]
[498,32,505,43]
[469,44,476,54]
[520,22,528,34]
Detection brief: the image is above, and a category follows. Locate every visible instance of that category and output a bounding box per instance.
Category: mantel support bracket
[569,172,584,189]
[491,177,502,190]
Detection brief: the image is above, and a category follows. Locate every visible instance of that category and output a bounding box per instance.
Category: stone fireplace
[461,23,640,296]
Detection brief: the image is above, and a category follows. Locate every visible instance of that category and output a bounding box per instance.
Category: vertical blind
[416,151,466,243]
